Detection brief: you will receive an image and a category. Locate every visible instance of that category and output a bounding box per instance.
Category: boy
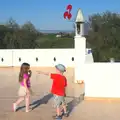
[37,64,68,119]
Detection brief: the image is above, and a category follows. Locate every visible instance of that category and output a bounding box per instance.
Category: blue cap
[55,64,66,72]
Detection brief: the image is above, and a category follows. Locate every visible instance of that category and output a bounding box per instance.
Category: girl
[12,62,33,112]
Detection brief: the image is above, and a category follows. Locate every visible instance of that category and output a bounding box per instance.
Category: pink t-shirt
[20,73,31,88]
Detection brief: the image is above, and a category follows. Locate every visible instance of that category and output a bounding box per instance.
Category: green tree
[22,21,37,33]
[2,18,20,49]
[20,22,39,48]
[87,11,120,62]
[6,18,19,29]
[0,25,9,48]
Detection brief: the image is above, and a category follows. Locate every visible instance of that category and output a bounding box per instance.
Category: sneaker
[63,111,69,117]
[12,103,17,112]
[52,115,62,119]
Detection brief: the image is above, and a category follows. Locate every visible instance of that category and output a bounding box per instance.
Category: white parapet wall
[84,63,120,98]
[1,49,120,98]
[0,48,93,67]
[12,49,75,67]
[0,50,13,67]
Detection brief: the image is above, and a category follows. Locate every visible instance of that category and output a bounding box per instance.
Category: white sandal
[26,107,32,112]
[12,103,17,112]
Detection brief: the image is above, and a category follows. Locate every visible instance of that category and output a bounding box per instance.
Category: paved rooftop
[0,67,120,120]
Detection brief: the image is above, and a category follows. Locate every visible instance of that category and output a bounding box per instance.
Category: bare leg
[62,104,68,117]
[25,94,30,112]
[62,104,67,113]
[14,96,24,106]
[56,107,61,116]
[13,96,24,112]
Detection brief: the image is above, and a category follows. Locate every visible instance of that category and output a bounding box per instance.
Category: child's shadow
[17,93,53,111]
[31,93,53,110]
[66,93,84,116]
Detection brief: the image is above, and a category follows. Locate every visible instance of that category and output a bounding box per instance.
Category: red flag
[66,4,72,11]
[64,11,68,19]
[67,13,72,20]
[63,4,72,20]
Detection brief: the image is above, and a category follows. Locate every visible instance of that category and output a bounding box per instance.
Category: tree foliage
[0,18,74,49]
[87,11,120,62]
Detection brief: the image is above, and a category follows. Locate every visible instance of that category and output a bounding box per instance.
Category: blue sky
[0,0,120,30]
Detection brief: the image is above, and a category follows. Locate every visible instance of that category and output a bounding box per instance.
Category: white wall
[85,49,94,63]
[1,49,120,98]
[0,50,13,67]
[0,49,93,67]
[12,49,75,67]
[84,63,120,98]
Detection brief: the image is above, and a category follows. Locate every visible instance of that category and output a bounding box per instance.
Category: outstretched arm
[37,71,50,76]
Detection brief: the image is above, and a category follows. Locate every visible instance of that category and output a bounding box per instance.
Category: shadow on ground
[31,94,53,110]
[66,93,84,116]
[16,93,53,111]
[16,92,84,115]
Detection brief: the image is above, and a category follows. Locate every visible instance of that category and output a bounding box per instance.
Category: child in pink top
[12,63,32,112]
[20,74,31,88]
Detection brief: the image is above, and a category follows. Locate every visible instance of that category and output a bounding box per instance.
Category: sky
[0,0,120,30]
